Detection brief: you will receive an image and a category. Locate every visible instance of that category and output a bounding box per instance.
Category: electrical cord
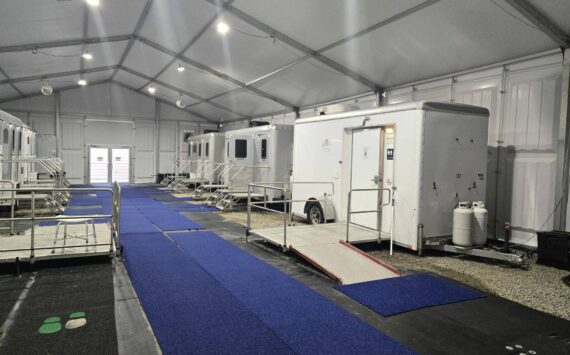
[32,49,82,58]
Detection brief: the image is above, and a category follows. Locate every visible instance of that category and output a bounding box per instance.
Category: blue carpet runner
[336,273,486,316]
[116,185,413,354]
[170,231,414,355]
[121,232,294,355]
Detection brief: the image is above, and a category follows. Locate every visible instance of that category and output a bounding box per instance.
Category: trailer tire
[306,202,325,224]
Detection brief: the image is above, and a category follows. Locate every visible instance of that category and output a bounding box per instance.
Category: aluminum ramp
[251,222,400,285]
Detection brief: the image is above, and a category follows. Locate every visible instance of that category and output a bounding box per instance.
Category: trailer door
[253,133,269,184]
[350,128,382,229]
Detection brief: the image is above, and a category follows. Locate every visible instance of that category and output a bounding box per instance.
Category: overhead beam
[118,65,249,119]
[317,0,440,53]
[111,80,217,123]
[110,0,155,80]
[0,79,111,104]
[206,0,382,92]
[135,0,237,93]
[0,65,117,85]
[135,14,221,92]
[241,0,441,90]
[505,0,570,49]
[0,35,132,54]
[135,36,297,110]
[0,67,25,96]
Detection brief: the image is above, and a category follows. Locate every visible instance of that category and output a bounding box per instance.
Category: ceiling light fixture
[77,79,87,86]
[176,97,186,109]
[216,22,230,35]
[86,0,100,7]
[147,86,156,95]
[177,64,185,73]
[82,50,93,60]
[40,83,53,96]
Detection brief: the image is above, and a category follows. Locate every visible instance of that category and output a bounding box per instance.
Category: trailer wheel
[306,202,325,224]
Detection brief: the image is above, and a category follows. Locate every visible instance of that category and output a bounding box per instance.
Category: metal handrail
[251,181,335,195]
[246,181,334,250]
[247,183,288,248]
[0,180,16,234]
[0,186,120,261]
[345,188,392,244]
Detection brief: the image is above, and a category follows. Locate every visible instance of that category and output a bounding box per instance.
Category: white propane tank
[453,202,473,247]
[472,201,488,246]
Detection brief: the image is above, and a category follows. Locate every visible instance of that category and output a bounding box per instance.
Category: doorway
[349,126,394,232]
[89,146,131,184]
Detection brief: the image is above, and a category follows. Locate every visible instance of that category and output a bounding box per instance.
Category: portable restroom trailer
[290,101,489,251]
[187,132,225,183]
[223,124,293,199]
[0,110,36,182]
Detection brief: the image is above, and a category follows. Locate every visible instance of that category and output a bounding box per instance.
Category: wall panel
[60,117,85,183]
[135,119,155,182]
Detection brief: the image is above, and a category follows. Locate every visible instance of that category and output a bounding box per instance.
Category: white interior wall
[383,51,564,247]
[0,82,216,183]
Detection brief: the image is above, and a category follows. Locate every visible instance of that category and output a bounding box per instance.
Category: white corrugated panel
[135,120,155,183]
[85,119,134,146]
[159,122,177,173]
[499,65,561,246]
[110,84,155,118]
[61,118,85,183]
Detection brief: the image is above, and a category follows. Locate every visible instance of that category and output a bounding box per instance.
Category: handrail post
[30,191,35,260]
[283,192,287,249]
[10,181,15,235]
[246,184,251,242]
[346,190,352,243]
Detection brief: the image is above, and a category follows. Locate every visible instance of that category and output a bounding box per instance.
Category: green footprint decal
[65,312,87,329]
[38,312,87,334]
[38,316,62,334]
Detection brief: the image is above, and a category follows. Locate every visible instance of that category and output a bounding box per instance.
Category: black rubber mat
[0,275,30,323]
[0,260,117,355]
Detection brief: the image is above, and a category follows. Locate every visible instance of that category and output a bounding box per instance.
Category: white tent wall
[383,50,564,247]
[0,82,214,183]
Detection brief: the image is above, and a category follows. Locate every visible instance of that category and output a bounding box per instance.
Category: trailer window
[12,131,15,150]
[18,131,22,151]
[2,129,7,144]
[226,142,229,158]
[261,139,267,160]
[192,144,197,154]
[198,144,202,157]
[235,139,247,159]
[205,143,209,157]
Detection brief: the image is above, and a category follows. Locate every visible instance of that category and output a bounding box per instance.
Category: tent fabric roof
[0,0,568,122]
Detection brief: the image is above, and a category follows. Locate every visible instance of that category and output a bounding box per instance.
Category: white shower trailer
[224,124,293,200]
[290,101,489,252]
[187,132,225,184]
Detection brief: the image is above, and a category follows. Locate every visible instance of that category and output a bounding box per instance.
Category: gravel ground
[223,210,570,321]
[369,247,570,321]
[222,210,307,230]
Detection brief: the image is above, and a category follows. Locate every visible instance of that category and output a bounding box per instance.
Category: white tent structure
[0,0,569,246]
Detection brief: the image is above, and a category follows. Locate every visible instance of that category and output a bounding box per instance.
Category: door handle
[371,175,380,185]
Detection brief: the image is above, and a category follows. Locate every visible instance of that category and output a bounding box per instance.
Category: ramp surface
[252,222,399,284]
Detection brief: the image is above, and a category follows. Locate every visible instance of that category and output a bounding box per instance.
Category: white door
[350,128,382,229]
[225,135,253,188]
[89,147,109,183]
[381,128,395,237]
[111,148,130,183]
